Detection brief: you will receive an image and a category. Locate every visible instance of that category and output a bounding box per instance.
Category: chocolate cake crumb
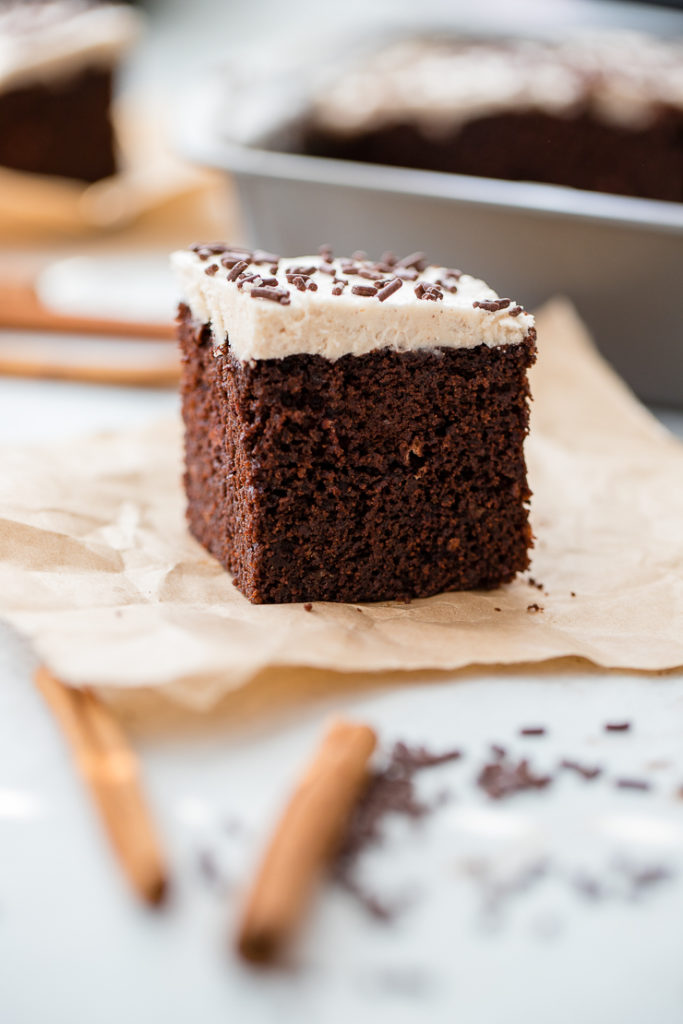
[570,591,576,597]
[560,759,602,781]
[527,603,543,613]
[527,577,544,590]
[303,602,313,612]
[477,755,552,799]
[605,721,631,732]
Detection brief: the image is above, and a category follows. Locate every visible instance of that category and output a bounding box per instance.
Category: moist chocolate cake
[301,35,683,203]
[0,1,140,182]
[173,244,536,605]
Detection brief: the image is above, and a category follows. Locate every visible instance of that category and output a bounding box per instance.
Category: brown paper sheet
[0,300,681,708]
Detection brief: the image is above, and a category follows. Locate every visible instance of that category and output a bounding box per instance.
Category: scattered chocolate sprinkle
[332,286,344,295]
[380,251,396,266]
[435,276,458,294]
[357,269,384,281]
[226,260,249,282]
[319,243,334,262]
[352,285,378,297]
[288,265,317,276]
[335,740,461,916]
[269,264,279,275]
[287,274,307,292]
[560,759,602,781]
[615,778,651,791]
[473,298,512,312]
[477,755,552,800]
[317,263,336,275]
[377,277,403,302]
[527,603,543,613]
[236,273,262,289]
[490,744,506,760]
[391,741,462,772]
[249,287,291,305]
[605,721,631,732]
[204,264,219,277]
[395,267,420,281]
[395,251,427,271]
[352,250,368,261]
[415,282,443,302]
[303,602,313,612]
[520,726,546,737]
[252,250,279,265]
[509,306,524,317]
[221,254,247,269]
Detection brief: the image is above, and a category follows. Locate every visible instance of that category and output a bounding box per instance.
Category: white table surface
[1,375,682,1024]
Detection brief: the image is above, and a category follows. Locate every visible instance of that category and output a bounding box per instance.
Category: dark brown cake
[173,245,537,605]
[0,1,140,182]
[300,37,683,204]
[0,68,116,183]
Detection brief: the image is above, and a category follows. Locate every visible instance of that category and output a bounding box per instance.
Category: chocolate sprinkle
[335,740,461,916]
[560,759,602,781]
[226,260,249,282]
[249,287,291,304]
[519,726,546,736]
[615,778,651,791]
[352,285,378,297]
[605,721,631,732]
[204,264,219,277]
[377,277,403,302]
[395,251,427,271]
[473,298,512,312]
[477,755,552,800]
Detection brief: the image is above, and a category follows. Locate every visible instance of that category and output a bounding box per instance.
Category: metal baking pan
[179,21,683,407]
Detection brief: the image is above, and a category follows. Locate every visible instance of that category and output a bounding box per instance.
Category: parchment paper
[0,300,681,708]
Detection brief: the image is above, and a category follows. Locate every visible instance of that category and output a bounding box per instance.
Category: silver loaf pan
[179,32,683,407]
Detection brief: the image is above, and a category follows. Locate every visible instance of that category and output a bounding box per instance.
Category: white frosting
[0,2,141,92]
[310,35,683,138]
[172,247,534,362]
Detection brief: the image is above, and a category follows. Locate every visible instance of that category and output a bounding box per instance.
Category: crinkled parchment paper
[0,301,681,708]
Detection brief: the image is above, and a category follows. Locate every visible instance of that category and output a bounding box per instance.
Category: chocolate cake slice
[301,35,683,203]
[0,1,140,182]
[172,245,536,605]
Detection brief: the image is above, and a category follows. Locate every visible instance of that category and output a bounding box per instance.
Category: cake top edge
[173,242,531,316]
[172,243,535,362]
[308,34,683,135]
[0,1,142,90]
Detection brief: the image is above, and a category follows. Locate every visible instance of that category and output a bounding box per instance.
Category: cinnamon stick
[237,718,376,963]
[34,667,168,905]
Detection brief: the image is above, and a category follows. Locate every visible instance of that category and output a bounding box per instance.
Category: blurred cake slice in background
[0,0,141,182]
[301,34,683,203]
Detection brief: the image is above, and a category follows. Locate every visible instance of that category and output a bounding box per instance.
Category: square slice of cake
[0,1,140,182]
[172,245,536,604]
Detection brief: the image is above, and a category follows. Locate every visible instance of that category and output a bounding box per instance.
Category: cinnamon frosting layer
[172,245,534,362]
